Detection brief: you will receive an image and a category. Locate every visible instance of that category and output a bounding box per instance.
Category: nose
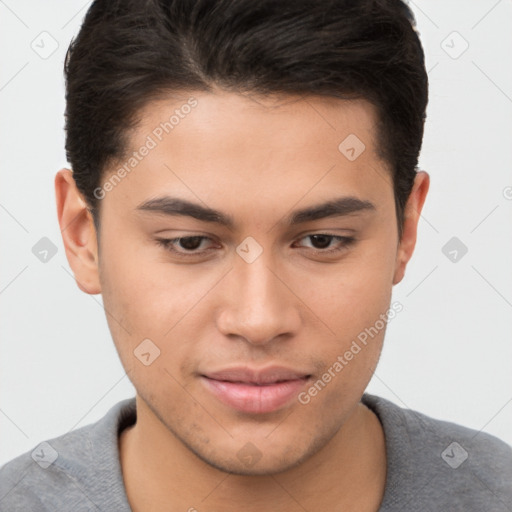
[216,252,301,346]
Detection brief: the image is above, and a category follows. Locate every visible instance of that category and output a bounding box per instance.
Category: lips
[200,366,312,414]
[203,367,311,385]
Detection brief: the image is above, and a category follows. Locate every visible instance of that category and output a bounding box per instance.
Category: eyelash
[155,234,356,258]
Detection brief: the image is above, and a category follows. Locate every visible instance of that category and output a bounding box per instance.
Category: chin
[199,451,307,477]
[187,434,322,477]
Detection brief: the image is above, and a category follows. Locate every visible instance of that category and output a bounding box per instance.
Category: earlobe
[392,170,430,285]
[55,168,101,295]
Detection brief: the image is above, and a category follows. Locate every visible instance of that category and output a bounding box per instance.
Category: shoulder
[0,424,95,511]
[362,393,512,511]
[0,397,136,511]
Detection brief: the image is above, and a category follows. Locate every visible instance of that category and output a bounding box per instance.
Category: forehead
[99,90,392,224]
[136,89,379,147]
[130,89,381,163]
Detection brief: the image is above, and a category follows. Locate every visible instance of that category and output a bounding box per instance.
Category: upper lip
[202,366,312,385]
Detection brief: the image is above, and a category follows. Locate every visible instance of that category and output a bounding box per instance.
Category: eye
[293,234,356,254]
[155,233,356,259]
[155,236,217,257]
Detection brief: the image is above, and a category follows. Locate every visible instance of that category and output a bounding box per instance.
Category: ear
[55,168,101,294]
[392,170,430,285]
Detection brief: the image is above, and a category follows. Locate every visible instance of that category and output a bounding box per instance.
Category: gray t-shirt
[1,393,511,511]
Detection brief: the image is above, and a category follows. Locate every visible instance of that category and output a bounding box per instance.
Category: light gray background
[1,0,511,466]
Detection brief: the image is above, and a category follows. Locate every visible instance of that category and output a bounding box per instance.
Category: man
[1,0,511,510]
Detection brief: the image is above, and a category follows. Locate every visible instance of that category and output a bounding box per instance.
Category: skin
[55,89,429,511]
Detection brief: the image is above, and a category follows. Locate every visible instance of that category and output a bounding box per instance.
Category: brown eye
[155,236,215,257]
[294,234,355,254]
[308,234,334,249]
[177,236,204,250]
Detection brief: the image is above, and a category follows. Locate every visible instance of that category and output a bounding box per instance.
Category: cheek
[98,233,173,368]
[99,236,227,372]
[99,230,186,330]
[293,238,394,379]
[297,251,394,334]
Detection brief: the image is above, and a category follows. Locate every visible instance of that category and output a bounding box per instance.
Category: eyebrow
[135,195,376,228]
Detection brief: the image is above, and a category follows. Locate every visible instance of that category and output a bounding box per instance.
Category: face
[58,90,427,475]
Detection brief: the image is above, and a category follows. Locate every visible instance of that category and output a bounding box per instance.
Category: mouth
[200,366,312,414]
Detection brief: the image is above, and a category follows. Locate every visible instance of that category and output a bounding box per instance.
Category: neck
[119,396,386,512]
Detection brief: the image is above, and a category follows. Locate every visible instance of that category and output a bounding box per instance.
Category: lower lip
[201,376,309,414]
